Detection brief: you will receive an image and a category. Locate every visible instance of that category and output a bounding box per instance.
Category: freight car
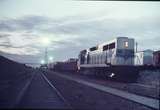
[153,50,160,67]
[78,37,139,82]
[134,50,160,70]
[50,58,78,72]
[134,49,153,66]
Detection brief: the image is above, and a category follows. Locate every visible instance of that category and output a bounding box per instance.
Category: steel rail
[13,72,36,107]
[41,72,72,109]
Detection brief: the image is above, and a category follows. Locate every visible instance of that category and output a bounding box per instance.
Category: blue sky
[0,0,160,65]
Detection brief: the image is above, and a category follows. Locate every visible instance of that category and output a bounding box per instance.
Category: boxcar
[52,58,78,72]
[153,50,160,67]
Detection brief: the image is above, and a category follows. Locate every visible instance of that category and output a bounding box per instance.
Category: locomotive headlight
[110,73,115,78]
[124,41,128,48]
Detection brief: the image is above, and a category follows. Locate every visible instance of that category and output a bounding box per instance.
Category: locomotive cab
[115,37,135,65]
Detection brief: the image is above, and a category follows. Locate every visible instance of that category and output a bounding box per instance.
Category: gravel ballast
[43,71,156,110]
[137,70,160,87]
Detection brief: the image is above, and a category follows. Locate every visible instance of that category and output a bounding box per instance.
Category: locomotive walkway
[16,71,71,109]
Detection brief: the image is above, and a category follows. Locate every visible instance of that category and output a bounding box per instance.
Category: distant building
[134,49,153,65]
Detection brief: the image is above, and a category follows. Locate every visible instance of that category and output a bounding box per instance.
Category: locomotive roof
[80,37,133,52]
[100,37,132,46]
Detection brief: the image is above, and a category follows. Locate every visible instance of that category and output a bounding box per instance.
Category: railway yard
[0,50,160,110]
[1,1,160,109]
[0,37,160,110]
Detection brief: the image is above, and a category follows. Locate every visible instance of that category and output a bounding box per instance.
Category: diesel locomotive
[78,37,139,82]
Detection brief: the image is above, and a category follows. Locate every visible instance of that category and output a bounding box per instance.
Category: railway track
[43,70,159,110]
[15,70,71,109]
[41,72,72,108]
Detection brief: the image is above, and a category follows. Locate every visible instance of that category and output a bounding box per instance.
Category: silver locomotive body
[78,37,135,68]
[78,37,138,82]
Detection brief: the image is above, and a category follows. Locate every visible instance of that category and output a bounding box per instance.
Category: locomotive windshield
[103,45,109,51]
[124,41,128,48]
[109,42,115,49]
[90,46,97,51]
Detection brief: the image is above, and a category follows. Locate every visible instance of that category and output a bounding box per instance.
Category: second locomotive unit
[78,37,139,82]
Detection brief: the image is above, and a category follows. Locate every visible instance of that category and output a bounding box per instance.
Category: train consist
[47,37,160,82]
[153,50,160,66]
[50,58,78,72]
[134,49,154,66]
[78,37,139,81]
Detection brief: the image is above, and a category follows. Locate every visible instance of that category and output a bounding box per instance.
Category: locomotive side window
[103,44,109,51]
[109,42,115,49]
[90,46,97,51]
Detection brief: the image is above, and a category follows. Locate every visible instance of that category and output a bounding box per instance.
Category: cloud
[0,14,160,63]
[0,46,39,55]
